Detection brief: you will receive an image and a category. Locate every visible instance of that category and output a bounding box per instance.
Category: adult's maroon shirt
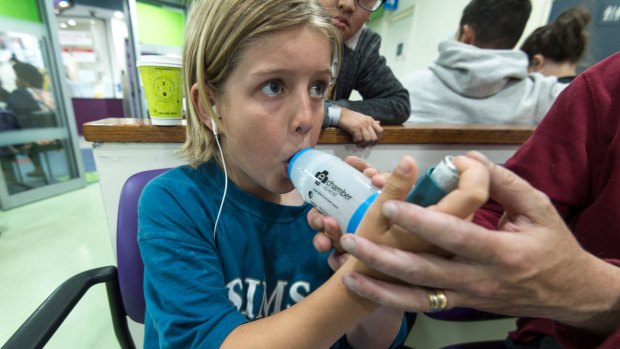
[474,52,620,348]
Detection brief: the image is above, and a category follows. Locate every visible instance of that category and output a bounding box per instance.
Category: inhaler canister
[288,149,459,233]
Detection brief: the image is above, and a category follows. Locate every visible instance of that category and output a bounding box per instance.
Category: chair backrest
[116,168,169,324]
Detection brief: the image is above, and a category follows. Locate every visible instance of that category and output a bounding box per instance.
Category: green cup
[137,55,183,126]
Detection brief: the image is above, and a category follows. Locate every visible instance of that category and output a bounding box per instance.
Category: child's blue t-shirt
[138,160,406,348]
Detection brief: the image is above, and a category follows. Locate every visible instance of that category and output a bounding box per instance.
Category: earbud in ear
[210,104,219,136]
[210,117,219,136]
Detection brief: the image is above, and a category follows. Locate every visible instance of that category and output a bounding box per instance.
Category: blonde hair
[179,0,341,168]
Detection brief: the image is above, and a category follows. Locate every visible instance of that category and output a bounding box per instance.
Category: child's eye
[260,80,284,96]
[309,81,327,97]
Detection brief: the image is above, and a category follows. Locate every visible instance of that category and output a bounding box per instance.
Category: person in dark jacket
[320,0,410,147]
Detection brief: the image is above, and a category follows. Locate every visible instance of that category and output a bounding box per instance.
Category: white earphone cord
[213,131,228,239]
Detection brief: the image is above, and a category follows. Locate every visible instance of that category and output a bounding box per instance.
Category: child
[138,0,409,348]
[319,0,410,147]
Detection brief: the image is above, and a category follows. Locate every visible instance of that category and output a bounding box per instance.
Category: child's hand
[308,156,388,253]
[338,108,383,148]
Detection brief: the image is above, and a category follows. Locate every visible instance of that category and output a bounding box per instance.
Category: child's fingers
[356,156,418,235]
[431,155,490,219]
[345,156,370,173]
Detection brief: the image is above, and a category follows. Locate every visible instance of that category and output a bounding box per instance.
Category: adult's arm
[338,159,620,340]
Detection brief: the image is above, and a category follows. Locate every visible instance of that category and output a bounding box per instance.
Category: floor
[0,182,119,348]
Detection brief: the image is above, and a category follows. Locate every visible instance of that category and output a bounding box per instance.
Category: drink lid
[136,55,182,68]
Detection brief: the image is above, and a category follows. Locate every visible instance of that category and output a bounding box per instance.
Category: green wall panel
[0,0,41,23]
[136,1,185,48]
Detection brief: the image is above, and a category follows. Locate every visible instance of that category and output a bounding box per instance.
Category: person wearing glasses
[320,0,410,147]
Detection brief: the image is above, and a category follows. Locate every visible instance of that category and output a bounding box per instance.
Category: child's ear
[190,83,216,130]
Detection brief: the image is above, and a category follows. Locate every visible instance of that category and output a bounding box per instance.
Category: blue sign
[385,0,398,11]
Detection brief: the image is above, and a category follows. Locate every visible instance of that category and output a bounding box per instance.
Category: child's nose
[292,92,315,135]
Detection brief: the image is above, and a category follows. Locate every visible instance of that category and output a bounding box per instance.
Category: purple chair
[2,168,169,349]
[116,168,169,324]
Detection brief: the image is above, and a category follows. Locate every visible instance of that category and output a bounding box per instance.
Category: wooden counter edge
[83,118,534,144]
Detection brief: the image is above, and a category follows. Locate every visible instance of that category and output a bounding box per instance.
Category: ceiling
[138,0,190,10]
[72,0,190,12]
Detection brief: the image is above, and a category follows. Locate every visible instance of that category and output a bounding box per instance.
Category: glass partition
[0,4,85,210]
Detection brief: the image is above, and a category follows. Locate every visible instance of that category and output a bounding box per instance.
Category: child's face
[216,26,332,202]
[319,0,371,41]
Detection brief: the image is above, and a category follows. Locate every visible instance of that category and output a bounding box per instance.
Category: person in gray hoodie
[402,0,567,125]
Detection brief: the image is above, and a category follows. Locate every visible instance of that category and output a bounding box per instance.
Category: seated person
[7,61,55,128]
[401,0,566,125]
[6,62,56,177]
[136,0,477,347]
[320,0,410,147]
[521,6,591,83]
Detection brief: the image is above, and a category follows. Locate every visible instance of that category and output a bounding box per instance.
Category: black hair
[459,0,532,49]
[521,6,591,64]
[13,62,44,89]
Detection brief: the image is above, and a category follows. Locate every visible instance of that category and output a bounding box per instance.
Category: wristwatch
[327,105,341,127]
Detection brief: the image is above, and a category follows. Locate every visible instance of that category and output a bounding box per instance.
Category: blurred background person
[6,61,57,177]
[521,6,592,83]
[401,0,566,125]
[7,61,55,125]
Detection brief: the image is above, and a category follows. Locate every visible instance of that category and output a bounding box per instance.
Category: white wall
[367,0,553,79]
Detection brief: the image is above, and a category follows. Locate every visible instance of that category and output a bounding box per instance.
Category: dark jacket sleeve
[7,89,38,114]
[332,28,410,125]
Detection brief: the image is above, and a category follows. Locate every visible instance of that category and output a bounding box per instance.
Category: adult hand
[339,154,620,335]
[338,107,383,147]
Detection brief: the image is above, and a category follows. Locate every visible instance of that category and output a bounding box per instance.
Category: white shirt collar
[345,26,364,50]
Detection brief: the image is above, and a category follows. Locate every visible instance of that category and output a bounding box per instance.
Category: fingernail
[313,218,322,229]
[340,235,356,252]
[383,200,398,218]
[312,236,321,251]
[464,151,493,168]
[342,273,360,293]
[396,157,413,175]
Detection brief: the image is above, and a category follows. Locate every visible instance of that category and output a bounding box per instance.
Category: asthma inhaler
[405,155,459,206]
[288,148,459,233]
